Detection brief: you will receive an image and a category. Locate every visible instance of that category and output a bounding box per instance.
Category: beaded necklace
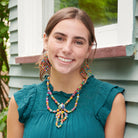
[46,76,85,128]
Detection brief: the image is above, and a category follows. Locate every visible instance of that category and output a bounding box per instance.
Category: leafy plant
[54,0,117,27]
[0,107,8,138]
[0,0,9,111]
[0,0,9,137]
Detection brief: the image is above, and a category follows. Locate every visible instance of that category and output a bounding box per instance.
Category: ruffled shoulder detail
[14,84,37,123]
[94,81,125,127]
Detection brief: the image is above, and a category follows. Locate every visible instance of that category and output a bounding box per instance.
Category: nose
[62,40,72,55]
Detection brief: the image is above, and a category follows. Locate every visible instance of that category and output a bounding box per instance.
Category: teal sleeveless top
[14,75,124,138]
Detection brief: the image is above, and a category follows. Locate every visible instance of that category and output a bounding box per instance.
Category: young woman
[7,7,126,138]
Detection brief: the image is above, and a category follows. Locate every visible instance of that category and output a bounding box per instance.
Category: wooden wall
[91,58,138,138]
[8,0,41,97]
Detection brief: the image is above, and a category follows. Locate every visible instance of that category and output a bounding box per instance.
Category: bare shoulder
[9,96,18,108]
[111,93,126,117]
[8,96,20,122]
[113,93,125,107]
[7,96,24,138]
[105,93,126,138]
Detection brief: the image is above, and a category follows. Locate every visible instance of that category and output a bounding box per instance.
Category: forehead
[50,19,89,39]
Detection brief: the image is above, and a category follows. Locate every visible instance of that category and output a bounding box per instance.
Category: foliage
[60,0,79,8]
[54,0,117,27]
[0,107,8,138]
[54,0,79,12]
[0,0,9,41]
[79,0,117,26]
[0,0,9,98]
[0,1,9,137]
[0,0,9,134]
[0,0,10,137]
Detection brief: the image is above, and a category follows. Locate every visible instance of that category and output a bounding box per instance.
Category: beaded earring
[80,59,92,77]
[39,51,51,79]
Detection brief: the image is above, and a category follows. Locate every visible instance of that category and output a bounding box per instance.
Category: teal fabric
[14,75,124,138]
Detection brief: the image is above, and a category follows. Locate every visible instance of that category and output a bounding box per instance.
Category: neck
[49,68,84,94]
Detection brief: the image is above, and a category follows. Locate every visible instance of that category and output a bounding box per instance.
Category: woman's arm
[105,93,126,138]
[7,96,24,138]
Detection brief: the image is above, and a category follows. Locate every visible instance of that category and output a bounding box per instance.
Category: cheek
[47,41,56,53]
[75,48,89,59]
[47,39,61,51]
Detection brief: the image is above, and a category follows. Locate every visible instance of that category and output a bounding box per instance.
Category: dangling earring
[80,59,92,78]
[39,51,51,79]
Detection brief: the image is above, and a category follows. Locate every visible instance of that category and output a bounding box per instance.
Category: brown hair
[45,7,96,46]
[39,7,97,80]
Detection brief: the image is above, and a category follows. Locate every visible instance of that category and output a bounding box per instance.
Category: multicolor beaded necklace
[46,76,86,128]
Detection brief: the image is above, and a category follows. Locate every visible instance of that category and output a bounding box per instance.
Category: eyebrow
[54,32,66,37]
[54,32,87,42]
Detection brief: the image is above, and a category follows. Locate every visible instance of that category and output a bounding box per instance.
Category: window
[54,0,117,27]
[54,0,133,48]
[18,0,133,57]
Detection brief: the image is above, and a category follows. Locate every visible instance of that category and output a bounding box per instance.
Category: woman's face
[44,19,92,75]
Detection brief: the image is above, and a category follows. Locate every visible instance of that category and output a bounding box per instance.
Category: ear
[43,33,48,51]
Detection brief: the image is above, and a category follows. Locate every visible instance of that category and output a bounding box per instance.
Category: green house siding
[8,0,41,97]
[91,58,138,138]
[8,0,19,97]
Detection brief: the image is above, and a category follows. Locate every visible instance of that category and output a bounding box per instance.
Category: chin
[57,70,71,75]
[52,64,81,75]
[56,68,80,75]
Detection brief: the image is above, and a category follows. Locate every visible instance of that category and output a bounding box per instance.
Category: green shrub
[0,107,8,138]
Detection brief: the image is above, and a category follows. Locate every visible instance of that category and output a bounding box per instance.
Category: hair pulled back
[39,7,97,80]
[45,7,96,46]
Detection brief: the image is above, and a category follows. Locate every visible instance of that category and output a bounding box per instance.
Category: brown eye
[74,40,84,46]
[55,35,65,42]
[76,41,83,45]
[56,37,63,41]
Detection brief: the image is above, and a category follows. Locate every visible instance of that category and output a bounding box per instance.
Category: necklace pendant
[58,103,65,110]
[56,110,68,128]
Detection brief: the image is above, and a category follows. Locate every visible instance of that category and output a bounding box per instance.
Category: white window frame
[18,0,134,56]
[95,0,134,48]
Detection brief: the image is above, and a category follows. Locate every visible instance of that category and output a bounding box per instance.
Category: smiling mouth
[58,56,73,62]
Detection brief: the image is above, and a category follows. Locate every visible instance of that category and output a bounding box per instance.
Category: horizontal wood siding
[10,42,18,55]
[8,0,41,99]
[124,124,138,138]
[91,58,138,81]
[9,87,20,97]
[9,31,18,43]
[8,0,17,8]
[9,6,17,21]
[9,19,18,32]
[9,77,40,89]
[9,55,18,65]
[8,0,19,97]
[126,102,138,125]
[91,57,138,137]
[105,80,138,103]
[9,64,39,77]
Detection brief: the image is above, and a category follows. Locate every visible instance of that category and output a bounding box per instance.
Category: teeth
[58,57,72,62]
